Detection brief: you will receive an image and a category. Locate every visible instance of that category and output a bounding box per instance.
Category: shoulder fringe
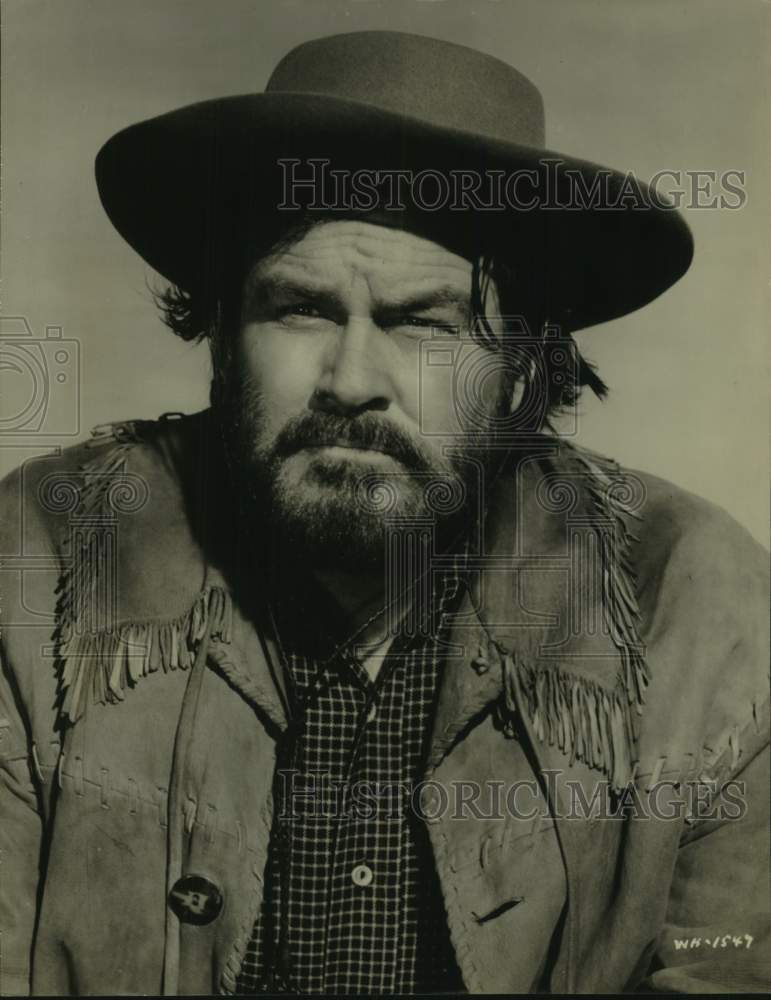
[577,447,651,720]
[496,446,650,792]
[57,584,233,723]
[501,652,636,792]
[55,440,135,632]
[54,424,233,724]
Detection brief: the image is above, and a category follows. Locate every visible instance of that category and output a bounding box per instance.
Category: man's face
[217,219,511,570]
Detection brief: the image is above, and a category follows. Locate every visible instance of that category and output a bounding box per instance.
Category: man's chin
[266,453,433,571]
[270,482,391,573]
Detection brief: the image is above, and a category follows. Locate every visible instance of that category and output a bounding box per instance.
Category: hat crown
[95,31,693,332]
[266,30,545,147]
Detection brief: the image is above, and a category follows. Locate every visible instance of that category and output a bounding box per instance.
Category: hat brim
[95,91,693,331]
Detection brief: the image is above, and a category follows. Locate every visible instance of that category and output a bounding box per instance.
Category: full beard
[211,366,506,575]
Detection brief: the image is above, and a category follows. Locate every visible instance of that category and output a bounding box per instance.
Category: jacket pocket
[471,895,525,924]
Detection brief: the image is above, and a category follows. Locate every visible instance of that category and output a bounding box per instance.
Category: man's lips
[290,442,408,468]
[302,440,394,457]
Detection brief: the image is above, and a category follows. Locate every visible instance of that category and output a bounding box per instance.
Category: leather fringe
[57,584,233,723]
[578,448,650,728]
[55,441,136,631]
[496,447,650,791]
[54,425,233,723]
[503,651,636,792]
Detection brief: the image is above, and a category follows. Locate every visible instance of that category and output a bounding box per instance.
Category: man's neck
[313,569,390,647]
[314,569,409,682]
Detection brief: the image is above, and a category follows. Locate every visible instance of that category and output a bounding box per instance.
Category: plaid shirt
[236,556,467,994]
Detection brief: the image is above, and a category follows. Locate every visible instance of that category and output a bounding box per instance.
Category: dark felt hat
[95,30,693,331]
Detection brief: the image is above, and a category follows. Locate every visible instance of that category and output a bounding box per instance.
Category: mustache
[270,411,436,473]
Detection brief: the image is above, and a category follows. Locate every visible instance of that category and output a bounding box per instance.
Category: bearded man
[0,31,768,997]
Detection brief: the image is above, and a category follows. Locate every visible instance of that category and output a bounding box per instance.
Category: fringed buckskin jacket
[0,411,768,996]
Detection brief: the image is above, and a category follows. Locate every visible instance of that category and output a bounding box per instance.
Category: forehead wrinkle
[293,219,465,257]
[270,221,472,273]
[242,221,486,323]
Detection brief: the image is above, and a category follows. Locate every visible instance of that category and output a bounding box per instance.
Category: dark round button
[168,874,223,925]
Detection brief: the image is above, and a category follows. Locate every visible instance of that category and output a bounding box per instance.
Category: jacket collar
[201,433,646,789]
[426,440,646,784]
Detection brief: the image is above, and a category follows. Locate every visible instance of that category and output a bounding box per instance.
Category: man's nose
[311,318,392,416]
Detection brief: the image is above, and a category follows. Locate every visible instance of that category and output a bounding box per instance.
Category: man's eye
[399,316,459,335]
[276,304,328,323]
[282,304,319,317]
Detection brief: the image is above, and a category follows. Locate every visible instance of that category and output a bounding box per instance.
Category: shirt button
[351,863,374,887]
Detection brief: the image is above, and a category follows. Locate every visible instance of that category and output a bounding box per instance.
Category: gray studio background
[2,0,768,544]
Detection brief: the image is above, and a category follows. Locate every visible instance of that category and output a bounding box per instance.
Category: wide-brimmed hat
[95,30,693,331]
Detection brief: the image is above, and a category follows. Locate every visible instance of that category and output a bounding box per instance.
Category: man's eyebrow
[379,287,471,314]
[243,273,472,318]
[245,273,332,302]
